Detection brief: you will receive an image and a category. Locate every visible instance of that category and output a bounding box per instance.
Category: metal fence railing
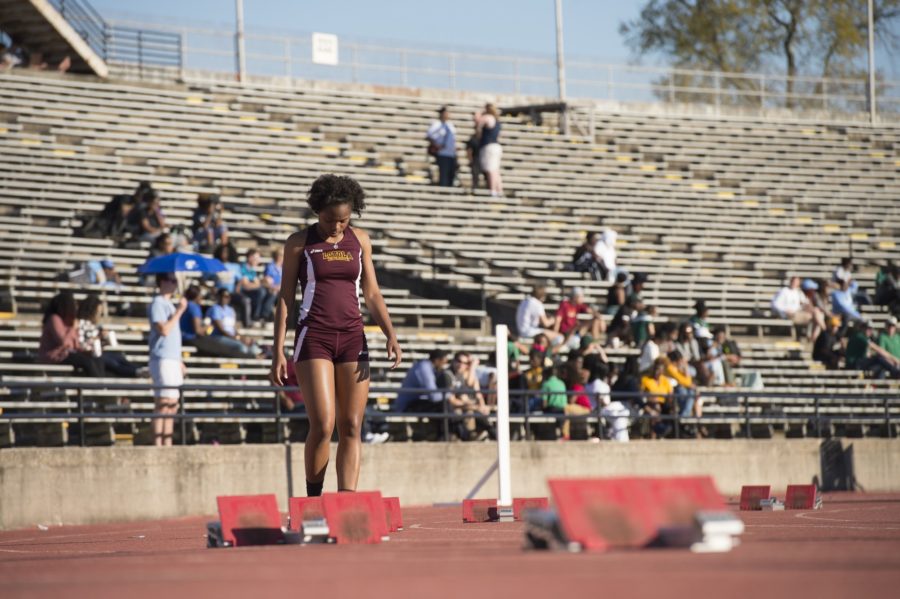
[1,380,897,447]
[99,18,900,122]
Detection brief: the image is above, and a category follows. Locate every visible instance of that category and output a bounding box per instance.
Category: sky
[89,0,898,79]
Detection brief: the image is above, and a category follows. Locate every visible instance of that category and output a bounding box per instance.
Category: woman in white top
[476,104,503,197]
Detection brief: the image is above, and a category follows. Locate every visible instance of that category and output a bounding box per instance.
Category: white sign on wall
[312,33,339,66]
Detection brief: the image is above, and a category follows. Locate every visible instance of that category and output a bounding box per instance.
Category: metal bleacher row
[1,68,898,445]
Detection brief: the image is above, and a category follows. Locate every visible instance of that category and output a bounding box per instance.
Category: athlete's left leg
[334,361,371,491]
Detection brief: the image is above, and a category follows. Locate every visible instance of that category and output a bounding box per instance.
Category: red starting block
[548,476,728,552]
[288,496,325,531]
[215,494,284,547]
[383,497,403,532]
[322,491,389,544]
[462,497,549,523]
[785,484,820,510]
[740,485,772,511]
[513,497,550,520]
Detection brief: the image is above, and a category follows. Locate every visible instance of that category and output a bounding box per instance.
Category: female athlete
[269,174,402,496]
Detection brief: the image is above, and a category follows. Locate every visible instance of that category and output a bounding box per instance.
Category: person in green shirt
[540,364,568,412]
[846,320,900,379]
[877,318,900,361]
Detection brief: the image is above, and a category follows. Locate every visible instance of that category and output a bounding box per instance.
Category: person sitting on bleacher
[554,287,604,350]
[395,349,450,413]
[845,320,900,379]
[76,293,142,378]
[593,229,619,283]
[874,262,900,317]
[210,243,252,327]
[80,182,150,240]
[607,294,643,348]
[447,352,491,441]
[771,276,821,339]
[129,189,167,243]
[39,291,105,377]
[639,358,673,439]
[604,271,629,316]
[571,232,605,281]
[515,285,559,342]
[205,288,262,358]
[831,278,864,324]
[711,327,741,385]
[263,248,283,313]
[812,316,843,370]
[237,248,276,324]
[192,194,229,253]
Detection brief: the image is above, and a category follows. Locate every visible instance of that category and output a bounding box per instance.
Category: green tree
[621,0,899,108]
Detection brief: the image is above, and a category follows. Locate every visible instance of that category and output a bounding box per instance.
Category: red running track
[1,492,899,599]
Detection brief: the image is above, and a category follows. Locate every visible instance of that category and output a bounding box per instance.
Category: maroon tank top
[297,225,364,331]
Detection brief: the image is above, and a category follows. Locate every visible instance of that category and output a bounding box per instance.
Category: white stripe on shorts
[292,326,309,362]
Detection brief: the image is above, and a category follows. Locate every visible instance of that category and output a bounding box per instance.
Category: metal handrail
[2,380,897,446]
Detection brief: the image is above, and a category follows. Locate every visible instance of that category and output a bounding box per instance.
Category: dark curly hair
[306,174,366,216]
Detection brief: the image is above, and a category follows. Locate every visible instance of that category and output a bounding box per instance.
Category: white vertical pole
[235,0,247,83]
[867,0,876,124]
[495,324,512,510]
[554,0,568,135]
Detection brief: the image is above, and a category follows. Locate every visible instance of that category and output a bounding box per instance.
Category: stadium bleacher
[1,65,898,446]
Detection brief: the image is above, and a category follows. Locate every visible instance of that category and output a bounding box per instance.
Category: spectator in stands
[813,316,843,370]
[605,271,629,316]
[771,276,820,339]
[639,322,672,374]
[559,365,592,440]
[845,320,900,379]
[554,287,604,349]
[206,288,262,358]
[192,194,229,253]
[210,243,252,325]
[0,43,17,71]
[77,293,141,378]
[631,304,656,348]
[539,362,568,415]
[594,361,630,442]
[395,349,450,413]
[465,111,484,190]
[476,103,503,197]
[607,294,642,348]
[179,284,206,344]
[81,182,149,240]
[516,285,558,341]
[711,327,741,385]
[571,232,604,281]
[447,352,491,441]
[611,356,642,407]
[132,189,167,243]
[585,360,611,411]
[520,349,546,413]
[627,272,648,306]
[878,317,900,363]
[640,358,673,439]
[675,321,710,385]
[834,257,871,306]
[874,262,900,317]
[263,247,283,309]
[148,274,187,446]
[238,248,275,324]
[831,278,863,324]
[689,300,713,349]
[666,349,702,436]
[39,291,105,377]
[426,107,458,187]
[802,278,833,342]
[593,230,619,282]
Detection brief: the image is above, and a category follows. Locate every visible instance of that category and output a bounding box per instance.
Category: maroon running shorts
[293,326,369,363]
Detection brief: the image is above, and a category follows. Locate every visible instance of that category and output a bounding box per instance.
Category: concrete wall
[2,440,898,530]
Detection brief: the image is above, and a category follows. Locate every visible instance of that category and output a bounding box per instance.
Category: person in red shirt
[554,287,605,348]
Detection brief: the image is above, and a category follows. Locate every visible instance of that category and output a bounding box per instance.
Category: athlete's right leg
[296,359,336,486]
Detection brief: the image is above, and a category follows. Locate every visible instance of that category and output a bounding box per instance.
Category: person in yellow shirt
[666,350,704,437]
[640,358,672,438]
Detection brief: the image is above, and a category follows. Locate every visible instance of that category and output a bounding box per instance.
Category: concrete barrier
[2,439,898,530]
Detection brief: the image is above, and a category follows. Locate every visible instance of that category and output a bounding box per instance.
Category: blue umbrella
[138,252,227,274]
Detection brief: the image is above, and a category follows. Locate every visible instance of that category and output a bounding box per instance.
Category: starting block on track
[740,485,773,511]
[462,497,549,523]
[785,484,821,510]
[383,496,403,532]
[208,494,285,548]
[322,491,389,544]
[288,497,331,543]
[526,476,743,553]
